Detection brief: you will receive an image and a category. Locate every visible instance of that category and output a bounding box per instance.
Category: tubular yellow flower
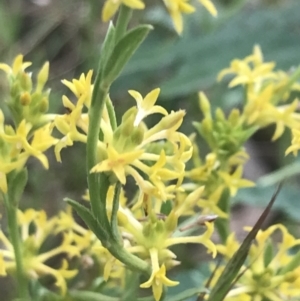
[0,54,31,76]
[162,0,217,34]
[197,186,228,218]
[218,45,276,91]
[0,120,56,169]
[61,70,93,107]
[219,166,255,197]
[102,0,145,22]
[90,144,144,184]
[140,248,179,301]
[163,0,195,34]
[128,88,168,126]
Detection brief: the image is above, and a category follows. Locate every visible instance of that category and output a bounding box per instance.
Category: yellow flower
[219,166,255,197]
[197,186,228,218]
[218,45,276,91]
[91,143,144,184]
[0,54,31,76]
[61,70,93,107]
[0,120,56,169]
[140,248,179,301]
[163,0,196,34]
[163,0,217,34]
[128,88,168,126]
[102,0,145,22]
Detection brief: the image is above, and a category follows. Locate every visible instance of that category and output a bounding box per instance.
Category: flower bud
[165,211,178,233]
[39,97,49,113]
[160,110,185,130]
[215,108,225,122]
[228,109,241,126]
[36,62,49,92]
[130,126,144,146]
[19,72,32,91]
[199,92,211,118]
[20,91,31,106]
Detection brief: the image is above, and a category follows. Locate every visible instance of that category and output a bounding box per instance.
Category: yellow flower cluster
[212,225,300,301]
[0,56,57,193]
[55,74,192,205]
[0,209,79,295]
[101,0,217,33]
[54,72,217,300]
[218,45,300,141]
[184,92,255,219]
[184,46,300,219]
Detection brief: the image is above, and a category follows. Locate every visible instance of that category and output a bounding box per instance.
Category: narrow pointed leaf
[64,198,108,241]
[102,24,152,86]
[207,184,282,301]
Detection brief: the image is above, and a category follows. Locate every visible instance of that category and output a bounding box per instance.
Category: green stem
[4,194,29,299]
[108,239,150,274]
[214,188,231,244]
[115,5,133,43]
[87,78,111,232]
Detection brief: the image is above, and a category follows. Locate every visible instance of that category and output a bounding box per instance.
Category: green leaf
[99,22,116,80]
[214,188,230,244]
[102,24,153,87]
[206,184,282,301]
[8,168,28,207]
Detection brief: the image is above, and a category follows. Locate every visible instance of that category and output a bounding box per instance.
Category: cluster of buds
[0,56,57,193]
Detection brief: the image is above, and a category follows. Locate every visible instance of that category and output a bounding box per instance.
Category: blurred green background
[1,0,300,299]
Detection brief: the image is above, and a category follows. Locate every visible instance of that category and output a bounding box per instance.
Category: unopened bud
[161,110,185,129]
[215,108,225,121]
[20,72,32,91]
[39,97,49,113]
[20,91,31,106]
[228,109,240,126]
[36,62,49,92]
[130,126,144,145]
[199,92,211,118]
[165,211,178,233]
